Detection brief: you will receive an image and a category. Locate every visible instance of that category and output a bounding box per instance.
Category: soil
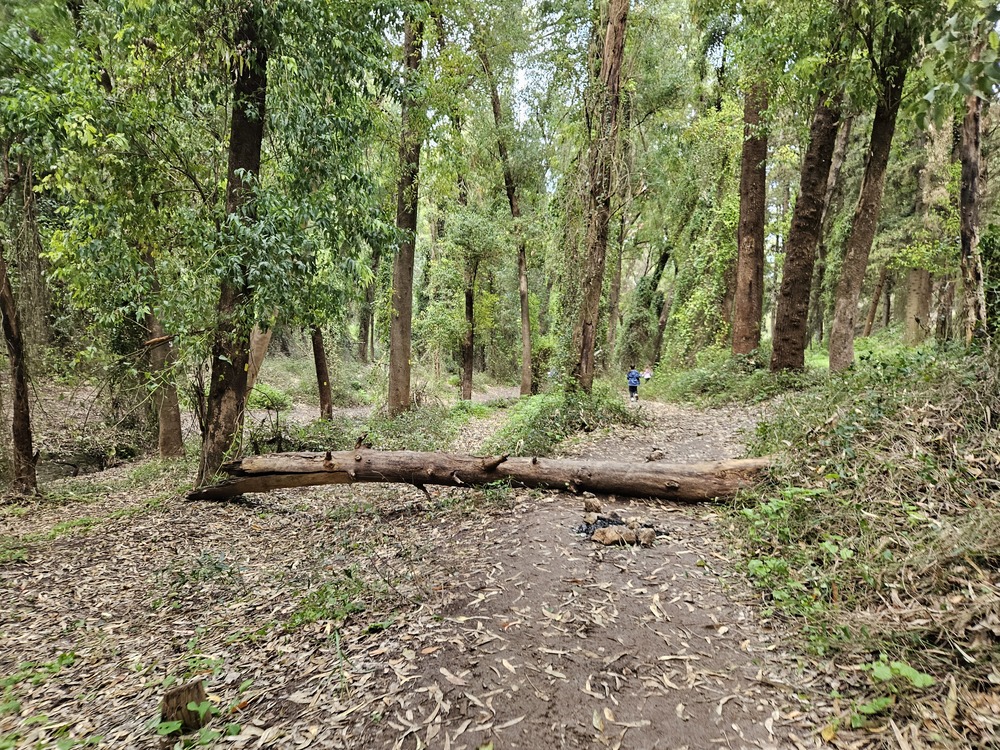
[0,396,829,750]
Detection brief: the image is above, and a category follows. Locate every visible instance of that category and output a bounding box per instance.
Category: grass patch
[482,383,642,457]
[728,347,1000,736]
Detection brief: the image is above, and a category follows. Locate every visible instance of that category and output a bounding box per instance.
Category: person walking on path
[642,365,652,383]
[627,365,641,402]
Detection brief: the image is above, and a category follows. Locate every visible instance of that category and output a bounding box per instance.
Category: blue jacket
[627,369,640,387]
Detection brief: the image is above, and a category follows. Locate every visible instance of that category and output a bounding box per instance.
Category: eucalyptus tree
[827,1,951,372]
[388,10,428,416]
[571,0,630,392]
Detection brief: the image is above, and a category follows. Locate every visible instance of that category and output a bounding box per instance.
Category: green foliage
[648,347,819,406]
[246,383,293,411]
[286,569,371,631]
[482,384,642,457]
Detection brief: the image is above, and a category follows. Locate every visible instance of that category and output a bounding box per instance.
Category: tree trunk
[935,279,955,342]
[311,325,333,420]
[244,321,273,396]
[808,116,852,346]
[902,268,932,344]
[388,18,424,416]
[828,25,913,372]
[357,246,381,363]
[197,8,267,485]
[188,449,771,503]
[732,83,768,355]
[862,265,888,338]
[770,93,841,369]
[145,317,184,458]
[476,42,532,396]
[12,165,50,357]
[0,236,36,494]
[461,262,478,401]
[960,91,988,346]
[606,211,626,362]
[572,0,629,392]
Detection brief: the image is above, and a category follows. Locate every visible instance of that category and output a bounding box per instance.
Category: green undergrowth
[247,399,494,455]
[729,348,1000,736]
[482,384,643,456]
[646,346,821,405]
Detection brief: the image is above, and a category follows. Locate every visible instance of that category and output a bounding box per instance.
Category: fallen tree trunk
[188,449,771,502]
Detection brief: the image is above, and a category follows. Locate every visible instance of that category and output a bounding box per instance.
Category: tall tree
[770,92,842,369]
[197,5,268,484]
[0,156,36,494]
[388,16,425,415]
[828,12,917,372]
[731,82,767,355]
[475,40,533,396]
[959,61,988,345]
[572,0,630,392]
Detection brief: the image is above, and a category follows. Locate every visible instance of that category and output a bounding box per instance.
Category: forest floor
[2,394,859,750]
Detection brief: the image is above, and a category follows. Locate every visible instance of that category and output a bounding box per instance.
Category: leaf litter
[0,398,873,749]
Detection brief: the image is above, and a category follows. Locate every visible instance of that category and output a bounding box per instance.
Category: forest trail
[0,397,831,750]
[345,399,817,750]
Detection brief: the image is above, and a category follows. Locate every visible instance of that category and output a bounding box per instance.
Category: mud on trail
[0,399,826,750]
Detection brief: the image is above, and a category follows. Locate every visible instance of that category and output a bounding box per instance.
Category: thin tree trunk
[732,83,768,355]
[388,17,424,416]
[829,25,913,372]
[935,279,955,342]
[862,265,887,338]
[143,248,183,458]
[960,90,988,346]
[461,262,478,401]
[197,8,267,485]
[357,245,381,363]
[606,210,626,360]
[572,0,629,392]
[476,42,532,396]
[311,326,333,420]
[0,236,36,494]
[13,165,50,357]
[770,93,842,369]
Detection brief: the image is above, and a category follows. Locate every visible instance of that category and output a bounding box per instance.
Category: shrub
[246,383,293,411]
[483,384,643,457]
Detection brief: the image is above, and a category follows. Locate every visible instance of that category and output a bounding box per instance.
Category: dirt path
[343,401,802,750]
[0,399,826,750]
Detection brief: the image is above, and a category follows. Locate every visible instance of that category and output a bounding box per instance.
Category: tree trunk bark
[572,0,629,392]
[935,279,955,342]
[357,246,381,363]
[828,25,913,372]
[188,449,771,503]
[960,91,988,347]
[388,18,424,416]
[605,211,626,363]
[732,83,768,355]
[145,325,183,458]
[0,236,36,494]
[808,116,852,346]
[311,325,333,420]
[12,165,51,357]
[461,263,478,401]
[197,8,267,485]
[770,93,841,369]
[244,321,273,396]
[476,42,532,396]
[902,268,932,344]
[862,265,887,338]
